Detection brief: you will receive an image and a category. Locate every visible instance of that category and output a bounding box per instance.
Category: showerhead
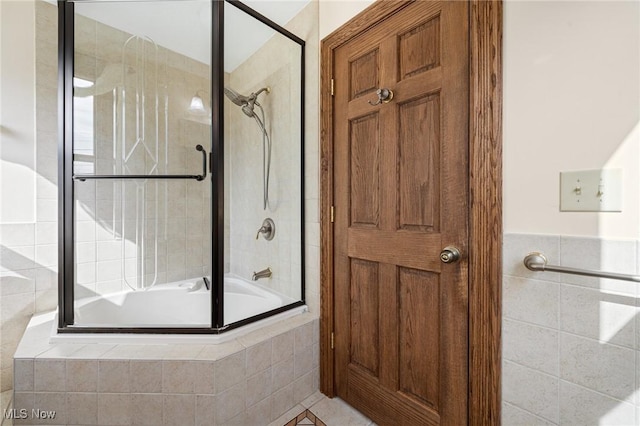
[223,87,250,107]
[224,86,271,118]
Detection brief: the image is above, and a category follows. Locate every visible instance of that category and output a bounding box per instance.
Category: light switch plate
[560,169,622,212]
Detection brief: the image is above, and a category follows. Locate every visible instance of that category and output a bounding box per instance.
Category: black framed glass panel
[222,2,305,327]
[58,0,304,333]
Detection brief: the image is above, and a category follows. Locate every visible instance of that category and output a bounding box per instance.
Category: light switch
[560,169,622,212]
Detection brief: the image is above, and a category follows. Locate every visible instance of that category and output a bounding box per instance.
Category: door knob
[440,246,461,264]
[368,88,394,105]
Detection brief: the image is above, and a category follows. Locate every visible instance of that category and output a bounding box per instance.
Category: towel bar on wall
[523,252,640,283]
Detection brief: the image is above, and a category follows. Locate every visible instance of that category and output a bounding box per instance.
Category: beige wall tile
[98,360,130,393]
[215,382,246,425]
[67,392,97,425]
[503,361,559,423]
[34,360,65,392]
[13,359,34,391]
[192,361,215,395]
[130,361,162,393]
[214,350,245,393]
[294,345,313,379]
[246,395,272,425]
[131,393,163,426]
[502,319,558,376]
[560,284,636,349]
[162,361,195,394]
[502,402,556,426]
[98,393,131,426]
[503,275,559,328]
[560,333,635,401]
[246,368,272,408]
[560,381,635,426]
[246,339,272,377]
[195,394,216,426]
[272,357,294,392]
[293,371,314,403]
[270,382,294,422]
[66,360,98,392]
[163,394,195,426]
[33,392,67,425]
[272,329,294,364]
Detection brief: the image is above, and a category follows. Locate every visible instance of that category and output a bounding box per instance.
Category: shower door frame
[57,0,306,334]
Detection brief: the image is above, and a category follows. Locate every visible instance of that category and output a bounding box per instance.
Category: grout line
[504,314,638,351]
[503,359,559,380]
[503,401,558,426]
[557,379,637,407]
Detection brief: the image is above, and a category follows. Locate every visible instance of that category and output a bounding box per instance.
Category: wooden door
[333,1,469,425]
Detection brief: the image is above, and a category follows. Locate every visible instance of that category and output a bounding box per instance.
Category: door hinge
[331,332,335,349]
[330,78,335,96]
[330,205,335,223]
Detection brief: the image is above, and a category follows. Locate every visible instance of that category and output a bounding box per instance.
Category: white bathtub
[50,275,304,344]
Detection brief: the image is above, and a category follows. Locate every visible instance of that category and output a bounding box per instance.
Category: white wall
[318,0,373,39]
[0,0,40,394]
[0,0,36,223]
[504,1,640,239]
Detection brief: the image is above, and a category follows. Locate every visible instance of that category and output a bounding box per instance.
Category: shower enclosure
[57,0,305,333]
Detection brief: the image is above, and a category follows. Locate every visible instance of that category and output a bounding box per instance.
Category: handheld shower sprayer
[224,86,270,118]
[224,86,272,210]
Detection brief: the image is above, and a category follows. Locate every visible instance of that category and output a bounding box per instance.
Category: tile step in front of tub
[12,311,320,425]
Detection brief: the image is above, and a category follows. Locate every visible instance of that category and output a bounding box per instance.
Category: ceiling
[73,0,311,72]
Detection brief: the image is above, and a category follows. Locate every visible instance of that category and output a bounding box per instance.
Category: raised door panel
[398,267,440,409]
[399,15,441,80]
[350,258,380,378]
[398,93,440,232]
[350,49,379,100]
[349,113,380,227]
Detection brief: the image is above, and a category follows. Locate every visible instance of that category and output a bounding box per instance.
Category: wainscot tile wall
[502,233,640,425]
[11,312,319,426]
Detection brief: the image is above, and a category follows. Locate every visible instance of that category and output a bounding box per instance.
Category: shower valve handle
[256,218,275,241]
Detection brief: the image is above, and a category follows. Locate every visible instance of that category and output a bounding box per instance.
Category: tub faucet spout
[252,267,272,281]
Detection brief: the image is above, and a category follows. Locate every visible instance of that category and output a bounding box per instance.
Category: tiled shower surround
[226,29,303,300]
[12,314,319,425]
[502,233,640,425]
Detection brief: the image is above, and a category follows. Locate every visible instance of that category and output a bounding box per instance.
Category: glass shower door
[222,2,305,326]
[70,0,212,328]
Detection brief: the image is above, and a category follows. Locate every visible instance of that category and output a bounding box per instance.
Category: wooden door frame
[319,0,502,424]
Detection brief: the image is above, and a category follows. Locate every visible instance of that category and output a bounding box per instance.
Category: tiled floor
[270,391,376,426]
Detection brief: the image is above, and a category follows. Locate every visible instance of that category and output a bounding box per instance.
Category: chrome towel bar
[523,252,640,283]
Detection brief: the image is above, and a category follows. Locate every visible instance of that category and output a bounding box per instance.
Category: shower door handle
[74,145,208,181]
[196,145,207,181]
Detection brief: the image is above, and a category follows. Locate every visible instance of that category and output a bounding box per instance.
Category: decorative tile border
[285,409,327,426]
